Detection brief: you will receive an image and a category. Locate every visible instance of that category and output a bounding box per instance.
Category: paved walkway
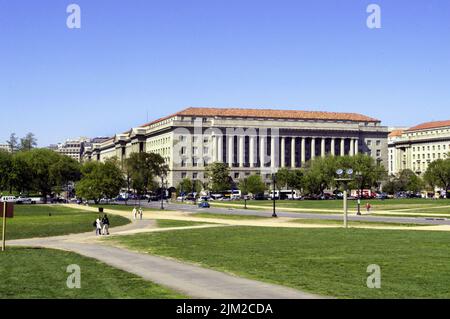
[9,210,323,299]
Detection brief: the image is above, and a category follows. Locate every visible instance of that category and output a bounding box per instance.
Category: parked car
[1,196,17,202]
[198,201,210,208]
[376,192,388,200]
[16,197,36,204]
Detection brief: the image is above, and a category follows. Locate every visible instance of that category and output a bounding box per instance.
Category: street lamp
[272,173,277,218]
[355,171,362,215]
[334,168,354,228]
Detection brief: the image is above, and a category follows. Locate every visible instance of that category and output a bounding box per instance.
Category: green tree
[344,154,387,195]
[0,150,13,192]
[205,162,231,193]
[241,174,266,196]
[303,157,337,195]
[276,168,304,198]
[177,178,193,195]
[6,133,19,153]
[20,132,37,151]
[125,152,169,200]
[9,151,33,194]
[424,159,450,195]
[50,155,81,194]
[398,169,424,193]
[25,149,62,201]
[77,159,125,203]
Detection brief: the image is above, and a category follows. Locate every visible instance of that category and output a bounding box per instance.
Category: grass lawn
[0,247,185,299]
[191,212,269,220]
[0,205,129,240]
[156,219,210,228]
[212,199,450,213]
[289,218,430,227]
[112,226,450,298]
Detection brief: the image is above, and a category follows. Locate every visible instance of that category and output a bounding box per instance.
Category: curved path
[8,208,324,299]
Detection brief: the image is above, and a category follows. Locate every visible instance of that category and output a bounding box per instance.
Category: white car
[0,196,17,203]
[16,197,35,204]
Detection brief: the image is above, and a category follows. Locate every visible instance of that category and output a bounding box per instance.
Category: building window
[376,140,381,146]
[376,150,381,157]
[234,172,240,179]
[193,172,198,179]
[181,172,187,179]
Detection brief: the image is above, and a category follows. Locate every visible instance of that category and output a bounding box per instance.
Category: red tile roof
[388,129,404,137]
[406,120,450,132]
[153,107,379,123]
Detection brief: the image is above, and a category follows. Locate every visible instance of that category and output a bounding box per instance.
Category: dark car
[198,201,210,208]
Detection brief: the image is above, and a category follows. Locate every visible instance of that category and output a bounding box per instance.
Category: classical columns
[354,138,359,155]
[249,135,255,168]
[291,137,296,168]
[350,138,354,156]
[270,135,277,168]
[311,137,316,160]
[238,135,245,167]
[227,134,234,167]
[281,137,286,168]
[331,138,336,156]
[217,135,223,163]
[340,138,345,156]
[260,135,266,168]
[321,138,326,157]
[301,137,306,165]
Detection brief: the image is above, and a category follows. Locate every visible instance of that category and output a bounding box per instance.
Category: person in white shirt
[138,207,143,220]
[95,217,102,236]
[132,207,137,220]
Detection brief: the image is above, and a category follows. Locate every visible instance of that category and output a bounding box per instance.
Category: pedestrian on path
[95,216,102,236]
[366,202,372,213]
[132,206,137,220]
[102,214,110,235]
[138,207,143,220]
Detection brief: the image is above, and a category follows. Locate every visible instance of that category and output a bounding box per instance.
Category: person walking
[138,207,143,220]
[366,202,372,213]
[102,214,110,235]
[95,216,102,236]
[132,206,137,220]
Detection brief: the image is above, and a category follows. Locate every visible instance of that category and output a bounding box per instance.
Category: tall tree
[125,152,169,198]
[20,132,37,151]
[303,157,337,195]
[177,178,193,195]
[77,159,125,203]
[0,150,12,193]
[50,155,82,195]
[240,174,266,196]
[205,162,231,193]
[424,159,450,196]
[6,133,19,153]
[343,154,387,195]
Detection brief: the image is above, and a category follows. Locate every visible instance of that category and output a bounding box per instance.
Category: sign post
[1,202,14,252]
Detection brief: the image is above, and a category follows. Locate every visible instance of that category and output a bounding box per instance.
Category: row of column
[212,135,360,168]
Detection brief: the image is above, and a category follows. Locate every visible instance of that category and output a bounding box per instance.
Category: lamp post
[355,171,362,216]
[272,173,277,218]
[335,169,354,228]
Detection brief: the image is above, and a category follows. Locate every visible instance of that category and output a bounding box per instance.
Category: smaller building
[0,144,10,152]
[53,137,110,162]
[388,120,450,175]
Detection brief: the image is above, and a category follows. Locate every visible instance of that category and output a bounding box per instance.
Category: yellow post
[2,202,6,252]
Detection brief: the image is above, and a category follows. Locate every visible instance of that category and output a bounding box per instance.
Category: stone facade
[388,121,450,176]
[83,107,389,187]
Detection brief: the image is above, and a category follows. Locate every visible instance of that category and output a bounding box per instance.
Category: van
[1,196,17,202]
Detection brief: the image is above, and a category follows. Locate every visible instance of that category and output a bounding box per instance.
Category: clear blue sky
[1,0,449,146]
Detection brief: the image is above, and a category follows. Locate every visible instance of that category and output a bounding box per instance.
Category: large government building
[388,120,450,176]
[83,107,389,187]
